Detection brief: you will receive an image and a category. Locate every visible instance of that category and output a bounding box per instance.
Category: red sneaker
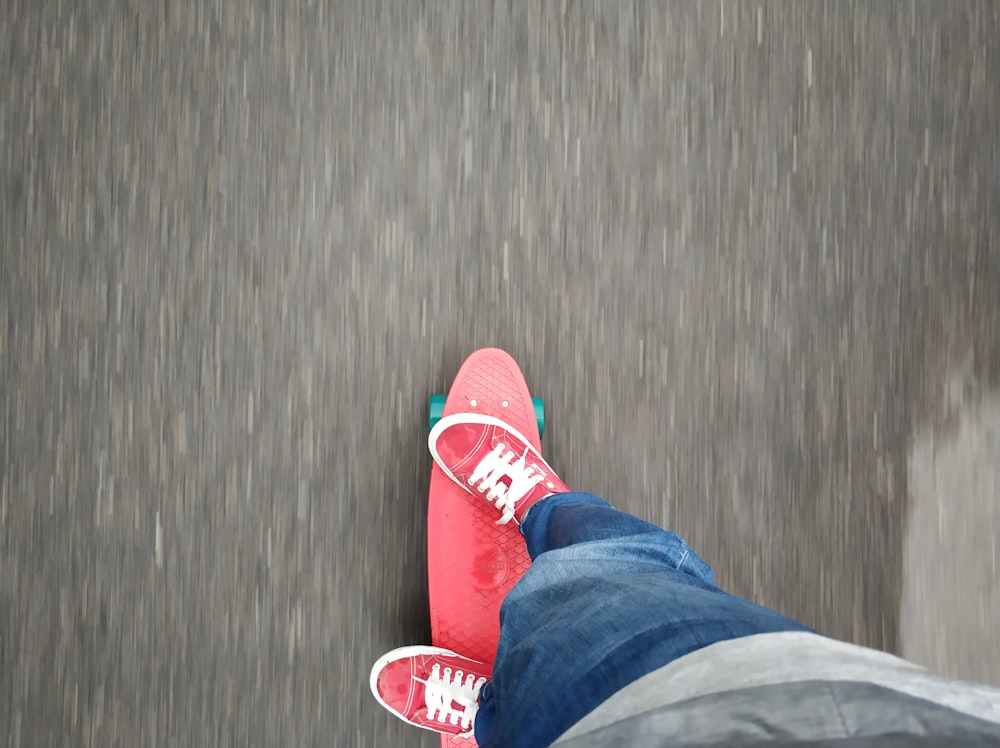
[369,646,489,737]
[429,414,569,525]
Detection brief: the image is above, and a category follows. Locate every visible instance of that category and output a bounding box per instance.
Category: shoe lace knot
[418,664,486,733]
[468,443,546,525]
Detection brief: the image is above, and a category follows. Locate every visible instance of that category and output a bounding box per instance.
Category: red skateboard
[427,348,544,747]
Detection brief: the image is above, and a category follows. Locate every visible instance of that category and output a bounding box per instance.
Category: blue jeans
[473,492,813,748]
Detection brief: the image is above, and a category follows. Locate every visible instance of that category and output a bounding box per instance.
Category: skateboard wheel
[428,394,544,437]
[533,397,545,439]
[428,394,447,432]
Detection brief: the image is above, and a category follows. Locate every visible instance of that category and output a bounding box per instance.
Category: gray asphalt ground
[2,2,999,747]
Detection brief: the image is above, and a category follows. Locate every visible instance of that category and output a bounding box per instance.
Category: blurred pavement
[2,2,999,746]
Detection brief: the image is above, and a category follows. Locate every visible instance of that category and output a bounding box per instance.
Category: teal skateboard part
[429,394,447,431]
[428,394,545,438]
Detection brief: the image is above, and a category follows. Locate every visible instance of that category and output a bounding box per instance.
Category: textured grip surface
[428,349,539,748]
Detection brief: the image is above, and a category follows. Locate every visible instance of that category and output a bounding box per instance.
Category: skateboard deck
[428,348,539,747]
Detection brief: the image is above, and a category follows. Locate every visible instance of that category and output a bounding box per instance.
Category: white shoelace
[417,664,486,733]
[468,443,546,525]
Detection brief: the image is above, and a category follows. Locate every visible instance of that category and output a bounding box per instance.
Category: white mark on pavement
[155,510,163,568]
[902,377,1000,685]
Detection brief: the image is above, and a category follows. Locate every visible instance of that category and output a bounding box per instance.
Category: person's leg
[474,491,814,748]
[422,414,812,748]
[520,491,717,582]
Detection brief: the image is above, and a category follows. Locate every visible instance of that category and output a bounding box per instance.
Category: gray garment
[553,632,1000,747]
[552,681,1000,747]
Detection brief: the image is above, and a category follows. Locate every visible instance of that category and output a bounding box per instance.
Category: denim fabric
[473,492,814,748]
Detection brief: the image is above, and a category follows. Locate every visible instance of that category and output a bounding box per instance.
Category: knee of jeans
[497,552,592,618]
[676,547,715,586]
[502,554,566,602]
[507,544,675,597]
